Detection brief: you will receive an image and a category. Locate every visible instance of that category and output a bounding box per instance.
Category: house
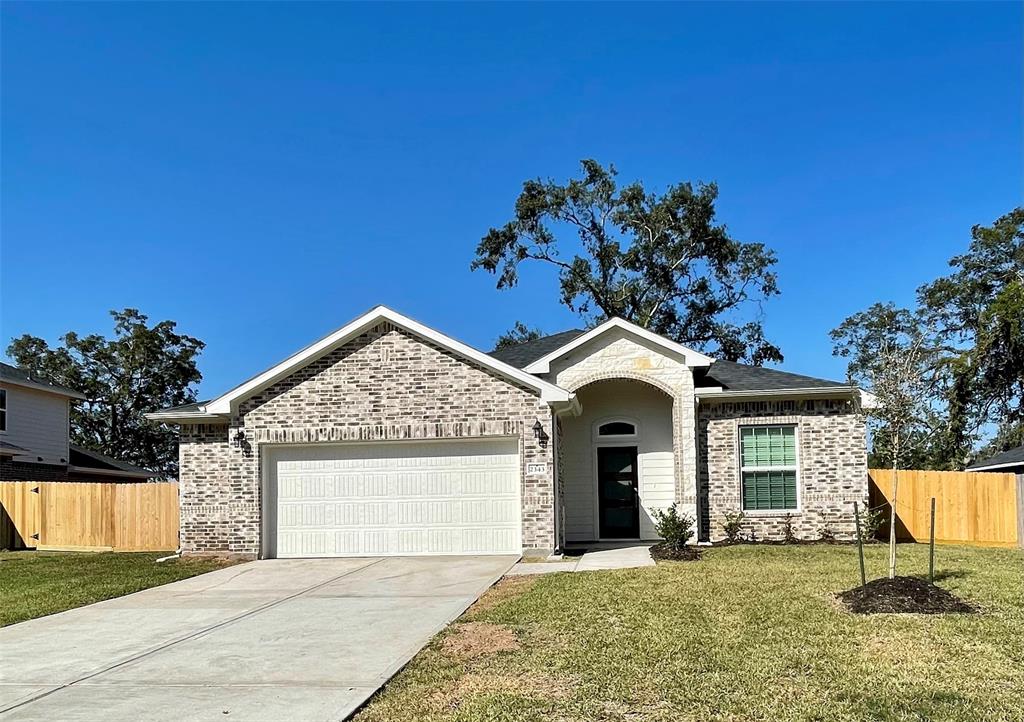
[967,445,1024,475]
[148,306,868,558]
[0,362,156,482]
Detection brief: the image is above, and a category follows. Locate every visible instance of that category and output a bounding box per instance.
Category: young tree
[7,309,204,477]
[472,160,783,365]
[847,328,934,579]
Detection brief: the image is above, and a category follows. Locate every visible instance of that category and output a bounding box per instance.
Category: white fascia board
[145,409,226,424]
[1,377,87,400]
[204,305,572,414]
[695,386,862,402]
[523,317,715,374]
[966,460,1024,473]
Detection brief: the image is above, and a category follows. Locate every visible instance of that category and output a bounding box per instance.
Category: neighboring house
[0,362,156,482]
[149,306,868,558]
[967,445,1024,476]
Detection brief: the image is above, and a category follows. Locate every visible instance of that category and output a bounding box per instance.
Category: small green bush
[859,504,885,541]
[721,510,746,543]
[782,512,798,544]
[653,503,695,550]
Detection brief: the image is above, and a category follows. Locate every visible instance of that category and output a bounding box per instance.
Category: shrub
[721,510,746,543]
[819,523,836,542]
[653,504,695,550]
[782,513,798,544]
[859,504,885,542]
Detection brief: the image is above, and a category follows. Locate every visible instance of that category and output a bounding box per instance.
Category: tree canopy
[7,309,204,477]
[832,208,1024,467]
[472,160,782,364]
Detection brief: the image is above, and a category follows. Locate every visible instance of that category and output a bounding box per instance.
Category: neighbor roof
[0,362,87,399]
[966,445,1024,472]
[68,445,157,479]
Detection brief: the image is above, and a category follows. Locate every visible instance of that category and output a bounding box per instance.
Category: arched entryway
[559,378,675,542]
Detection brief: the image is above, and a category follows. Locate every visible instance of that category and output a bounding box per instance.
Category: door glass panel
[600,448,634,473]
[601,477,634,502]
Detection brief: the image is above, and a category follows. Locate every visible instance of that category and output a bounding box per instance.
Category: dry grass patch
[466,575,538,615]
[428,670,573,712]
[441,622,520,659]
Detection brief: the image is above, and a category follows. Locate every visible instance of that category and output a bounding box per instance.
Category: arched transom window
[596,420,637,437]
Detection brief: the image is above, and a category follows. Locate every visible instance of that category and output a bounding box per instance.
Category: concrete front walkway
[0,555,516,721]
[506,543,655,576]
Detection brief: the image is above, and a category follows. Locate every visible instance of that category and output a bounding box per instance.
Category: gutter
[694,386,862,402]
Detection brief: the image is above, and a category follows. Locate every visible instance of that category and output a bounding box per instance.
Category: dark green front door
[597,446,639,539]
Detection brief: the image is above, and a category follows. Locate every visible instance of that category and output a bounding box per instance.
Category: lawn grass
[355,544,1024,722]
[0,550,238,627]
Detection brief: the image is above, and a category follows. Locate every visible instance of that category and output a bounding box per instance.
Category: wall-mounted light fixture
[532,420,549,446]
[232,430,247,448]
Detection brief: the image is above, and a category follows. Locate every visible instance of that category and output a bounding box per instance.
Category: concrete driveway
[0,555,516,721]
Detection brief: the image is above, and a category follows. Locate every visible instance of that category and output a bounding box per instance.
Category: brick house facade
[153,307,869,558]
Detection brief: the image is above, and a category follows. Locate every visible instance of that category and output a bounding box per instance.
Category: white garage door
[266,439,521,558]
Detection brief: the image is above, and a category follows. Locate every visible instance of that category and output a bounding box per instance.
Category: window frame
[593,417,639,441]
[0,388,6,433]
[737,424,800,514]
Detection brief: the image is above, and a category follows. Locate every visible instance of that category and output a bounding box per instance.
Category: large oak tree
[472,160,783,364]
[7,309,204,477]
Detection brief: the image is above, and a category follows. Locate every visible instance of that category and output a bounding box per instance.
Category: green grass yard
[356,544,1024,722]
[0,551,236,627]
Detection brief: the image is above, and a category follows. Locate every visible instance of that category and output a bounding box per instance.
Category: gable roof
[521,318,715,373]
[149,306,572,422]
[966,445,1024,472]
[0,362,87,400]
[488,330,586,368]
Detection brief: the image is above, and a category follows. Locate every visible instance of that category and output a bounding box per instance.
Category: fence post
[1017,474,1024,550]
[928,497,936,584]
[854,501,867,587]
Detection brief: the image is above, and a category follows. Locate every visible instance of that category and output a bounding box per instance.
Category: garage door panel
[270,440,521,557]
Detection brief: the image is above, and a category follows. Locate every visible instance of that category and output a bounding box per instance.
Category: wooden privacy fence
[869,468,1021,548]
[0,481,179,552]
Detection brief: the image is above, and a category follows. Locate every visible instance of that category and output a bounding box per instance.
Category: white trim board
[523,317,715,374]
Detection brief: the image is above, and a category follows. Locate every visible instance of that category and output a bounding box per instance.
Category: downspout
[551,410,561,556]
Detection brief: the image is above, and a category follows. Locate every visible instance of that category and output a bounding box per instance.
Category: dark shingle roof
[0,362,85,398]
[966,445,1024,471]
[488,330,586,368]
[68,444,156,477]
[698,360,848,392]
[488,330,850,393]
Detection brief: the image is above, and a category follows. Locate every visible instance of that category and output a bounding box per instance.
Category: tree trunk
[889,452,898,580]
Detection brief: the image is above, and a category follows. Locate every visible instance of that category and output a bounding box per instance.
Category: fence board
[0,481,178,552]
[0,482,41,549]
[869,468,1019,547]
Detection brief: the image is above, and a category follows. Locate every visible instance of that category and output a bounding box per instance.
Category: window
[0,388,5,431]
[598,421,636,436]
[740,425,797,511]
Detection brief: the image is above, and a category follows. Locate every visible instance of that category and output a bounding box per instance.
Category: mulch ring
[837,576,977,615]
[650,542,702,562]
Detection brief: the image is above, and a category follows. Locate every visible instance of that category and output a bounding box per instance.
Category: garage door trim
[261,437,522,558]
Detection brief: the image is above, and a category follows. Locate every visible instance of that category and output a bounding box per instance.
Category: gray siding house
[149,306,868,558]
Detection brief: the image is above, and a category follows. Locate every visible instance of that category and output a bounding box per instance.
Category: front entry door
[597,446,640,539]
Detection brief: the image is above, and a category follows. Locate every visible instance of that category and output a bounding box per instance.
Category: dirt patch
[650,543,702,562]
[441,622,520,659]
[837,576,977,615]
[467,575,537,615]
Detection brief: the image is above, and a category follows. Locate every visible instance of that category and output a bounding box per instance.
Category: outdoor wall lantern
[532,420,549,445]
[232,430,247,448]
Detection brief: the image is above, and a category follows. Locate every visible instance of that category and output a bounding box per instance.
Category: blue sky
[2,2,1020,398]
